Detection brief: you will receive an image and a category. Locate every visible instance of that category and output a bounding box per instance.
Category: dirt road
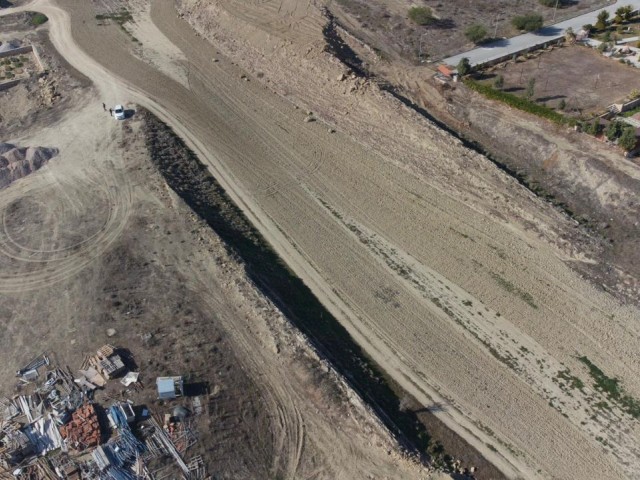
[6,0,640,478]
[0,11,434,479]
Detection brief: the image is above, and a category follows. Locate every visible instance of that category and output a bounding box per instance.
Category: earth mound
[0,142,58,188]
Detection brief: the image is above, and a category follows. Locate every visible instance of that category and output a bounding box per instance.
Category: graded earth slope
[9,1,640,478]
[0,20,433,480]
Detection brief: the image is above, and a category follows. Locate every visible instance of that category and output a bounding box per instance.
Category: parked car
[113,104,125,120]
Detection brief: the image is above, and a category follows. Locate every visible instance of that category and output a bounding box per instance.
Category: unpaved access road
[8,1,640,478]
[0,12,433,479]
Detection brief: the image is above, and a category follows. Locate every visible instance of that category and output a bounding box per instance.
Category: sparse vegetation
[95,9,141,44]
[489,272,538,309]
[556,369,584,391]
[407,6,434,26]
[525,77,536,100]
[494,75,504,90]
[578,356,640,418]
[30,13,48,26]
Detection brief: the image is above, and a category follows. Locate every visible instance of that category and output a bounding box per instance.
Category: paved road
[444,0,640,67]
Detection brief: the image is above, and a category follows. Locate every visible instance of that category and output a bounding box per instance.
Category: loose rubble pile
[0,348,209,480]
[37,74,60,107]
[0,143,58,190]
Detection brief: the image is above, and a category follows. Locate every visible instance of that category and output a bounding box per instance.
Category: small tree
[465,24,488,44]
[494,75,504,90]
[596,10,610,31]
[616,5,634,23]
[512,13,544,32]
[583,24,594,33]
[457,57,471,76]
[408,6,434,25]
[618,126,637,151]
[525,77,536,100]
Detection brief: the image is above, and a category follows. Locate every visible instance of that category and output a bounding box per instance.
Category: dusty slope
[16,0,640,478]
[0,52,431,480]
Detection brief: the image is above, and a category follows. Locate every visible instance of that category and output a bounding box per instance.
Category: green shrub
[465,24,488,43]
[619,126,638,150]
[408,6,434,26]
[464,79,575,126]
[30,13,48,26]
[457,57,471,76]
[512,13,544,32]
[605,121,624,141]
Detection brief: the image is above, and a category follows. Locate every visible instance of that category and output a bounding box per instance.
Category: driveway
[444,0,640,67]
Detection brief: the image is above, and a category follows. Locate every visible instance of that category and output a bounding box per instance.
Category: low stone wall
[0,45,33,59]
[0,45,45,70]
[610,97,640,113]
[0,79,20,91]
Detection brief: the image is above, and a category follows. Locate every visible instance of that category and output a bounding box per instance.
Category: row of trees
[591,5,636,31]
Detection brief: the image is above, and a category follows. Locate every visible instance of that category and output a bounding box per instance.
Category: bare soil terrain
[0,12,90,139]
[0,10,439,480]
[479,44,640,113]
[4,0,640,479]
[330,0,608,61]
[22,0,640,478]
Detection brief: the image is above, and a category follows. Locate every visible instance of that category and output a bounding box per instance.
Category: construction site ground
[0,11,437,479]
[2,0,640,479]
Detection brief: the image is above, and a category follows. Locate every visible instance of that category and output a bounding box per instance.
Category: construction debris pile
[0,348,210,480]
[59,403,101,451]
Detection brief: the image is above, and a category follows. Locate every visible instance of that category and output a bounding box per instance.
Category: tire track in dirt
[13,1,639,477]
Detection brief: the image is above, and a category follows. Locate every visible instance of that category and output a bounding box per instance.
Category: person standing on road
[102,102,106,111]
[109,108,113,116]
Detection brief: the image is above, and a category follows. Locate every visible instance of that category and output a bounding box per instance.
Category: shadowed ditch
[139,108,503,478]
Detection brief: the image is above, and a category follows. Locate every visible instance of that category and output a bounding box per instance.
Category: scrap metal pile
[0,348,209,480]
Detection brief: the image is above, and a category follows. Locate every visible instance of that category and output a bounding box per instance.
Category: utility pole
[553,0,560,22]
